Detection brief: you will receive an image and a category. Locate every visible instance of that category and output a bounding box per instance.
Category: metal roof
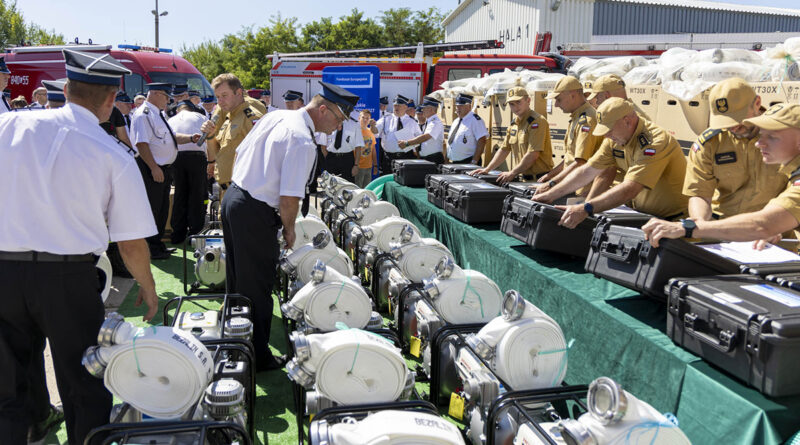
[605,0,800,17]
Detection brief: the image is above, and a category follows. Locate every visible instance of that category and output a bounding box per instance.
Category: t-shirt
[99,106,127,137]
[359,128,377,169]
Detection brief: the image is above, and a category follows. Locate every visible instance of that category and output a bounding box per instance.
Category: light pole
[151,0,168,48]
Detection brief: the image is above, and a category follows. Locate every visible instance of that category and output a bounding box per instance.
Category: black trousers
[0,260,110,445]
[421,152,445,164]
[137,157,173,252]
[326,151,356,182]
[170,151,207,243]
[301,145,325,217]
[26,336,51,427]
[221,185,281,367]
[450,155,475,164]
[379,150,415,176]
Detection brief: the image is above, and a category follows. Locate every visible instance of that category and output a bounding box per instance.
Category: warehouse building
[443,0,800,54]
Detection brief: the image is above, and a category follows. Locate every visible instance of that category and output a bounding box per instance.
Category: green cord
[348,343,360,374]
[538,338,575,387]
[131,325,158,375]
[333,281,347,306]
[460,276,485,318]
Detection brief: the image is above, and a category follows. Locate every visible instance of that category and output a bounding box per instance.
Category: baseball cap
[587,74,626,101]
[743,103,800,131]
[546,76,582,99]
[593,97,635,136]
[708,78,756,129]
[507,87,529,102]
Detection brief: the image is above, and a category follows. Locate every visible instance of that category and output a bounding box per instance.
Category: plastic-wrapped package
[680,61,764,83]
[525,74,564,93]
[568,56,648,82]
[656,47,698,83]
[623,65,661,85]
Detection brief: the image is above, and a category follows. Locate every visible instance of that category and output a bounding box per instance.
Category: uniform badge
[643,147,656,156]
[530,123,539,129]
[581,126,591,132]
[509,129,518,136]
[346,135,351,143]
[715,98,728,113]
[714,152,737,164]
[243,107,254,118]
[462,135,467,144]
[142,107,149,115]
[637,134,650,148]
[612,149,625,158]
[691,142,701,153]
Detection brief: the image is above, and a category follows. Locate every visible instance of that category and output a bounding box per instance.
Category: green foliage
[181,7,448,89]
[0,0,64,48]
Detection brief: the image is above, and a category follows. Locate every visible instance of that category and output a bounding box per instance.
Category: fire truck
[3,43,212,100]
[268,40,568,107]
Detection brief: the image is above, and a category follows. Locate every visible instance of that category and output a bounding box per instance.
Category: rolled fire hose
[350,200,401,226]
[525,377,691,445]
[390,238,454,282]
[282,260,373,332]
[293,215,331,250]
[82,313,214,419]
[281,230,354,282]
[339,188,378,217]
[467,290,567,390]
[360,217,421,253]
[325,175,359,207]
[312,410,466,445]
[96,252,112,303]
[288,329,410,405]
[422,258,503,324]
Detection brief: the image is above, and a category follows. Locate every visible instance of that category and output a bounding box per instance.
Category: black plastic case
[505,182,539,198]
[425,174,482,208]
[666,275,800,396]
[444,182,511,223]
[438,163,477,175]
[585,225,800,300]
[393,159,440,187]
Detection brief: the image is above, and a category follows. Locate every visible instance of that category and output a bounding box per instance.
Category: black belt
[177,151,206,156]
[231,183,279,213]
[0,251,97,262]
[329,151,354,156]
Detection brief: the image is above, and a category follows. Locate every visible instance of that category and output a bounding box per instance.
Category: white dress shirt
[130,101,178,165]
[375,113,422,153]
[419,114,444,157]
[328,119,364,153]
[447,112,489,161]
[232,109,318,208]
[168,110,207,153]
[0,104,156,254]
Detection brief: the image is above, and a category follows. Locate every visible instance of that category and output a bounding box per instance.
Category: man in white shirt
[372,94,422,174]
[130,82,202,259]
[447,93,489,165]
[168,100,209,244]
[400,97,445,164]
[223,81,359,371]
[28,87,47,109]
[0,49,159,445]
[326,110,364,181]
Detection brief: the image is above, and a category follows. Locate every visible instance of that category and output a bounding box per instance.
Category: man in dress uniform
[534,97,688,228]
[260,89,278,113]
[446,93,488,164]
[202,95,216,115]
[115,90,134,128]
[400,97,446,164]
[537,76,603,195]
[41,79,67,109]
[28,87,47,109]
[0,57,13,113]
[188,89,207,117]
[169,100,209,244]
[405,100,417,119]
[200,74,265,201]
[283,90,304,110]
[644,103,800,249]
[223,81,358,371]
[472,87,554,185]
[325,110,363,182]
[0,49,160,445]
[372,94,422,174]
[131,82,202,259]
[684,78,786,221]
[379,96,389,118]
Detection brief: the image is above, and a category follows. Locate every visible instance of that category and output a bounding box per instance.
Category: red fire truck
[3,43,212,100]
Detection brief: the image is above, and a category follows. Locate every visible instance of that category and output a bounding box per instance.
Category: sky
[16,0,800,54]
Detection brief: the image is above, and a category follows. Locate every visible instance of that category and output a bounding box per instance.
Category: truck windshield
[146,72,213,97]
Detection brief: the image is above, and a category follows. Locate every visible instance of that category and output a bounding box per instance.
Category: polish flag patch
[581,125,591,132]
[794,179,800,186]
[643,148,656,156]
[691,143,701,153]
[530,123,539,129]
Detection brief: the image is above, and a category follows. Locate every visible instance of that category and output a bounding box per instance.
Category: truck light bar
[118,44,172,53]
[268,40,504,60]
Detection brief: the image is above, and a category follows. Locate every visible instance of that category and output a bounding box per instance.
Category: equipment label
[741,284,800,308]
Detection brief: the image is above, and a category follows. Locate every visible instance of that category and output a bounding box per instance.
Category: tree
[0,1,64,48]
[301,9,383,52]
[379,7,446,47]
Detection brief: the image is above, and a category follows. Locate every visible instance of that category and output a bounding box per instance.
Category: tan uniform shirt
[564,102,603,167]
[207,97,266,184]
[684,128,786,219]
[587,118,688,219]
[769,154,800,225]
[501,109,554,177]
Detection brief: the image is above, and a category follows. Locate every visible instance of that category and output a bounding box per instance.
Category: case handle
[683,313,736,353]
[599,241,635,262]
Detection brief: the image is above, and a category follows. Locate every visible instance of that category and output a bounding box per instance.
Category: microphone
[197,113,221,146]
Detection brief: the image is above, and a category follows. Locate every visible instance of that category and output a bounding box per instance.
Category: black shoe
[28,405,64,443]
[257,354,288,372]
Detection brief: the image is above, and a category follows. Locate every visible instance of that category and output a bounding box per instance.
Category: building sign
[499,24,530,43]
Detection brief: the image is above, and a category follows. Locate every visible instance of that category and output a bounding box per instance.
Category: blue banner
[322,65,381,120]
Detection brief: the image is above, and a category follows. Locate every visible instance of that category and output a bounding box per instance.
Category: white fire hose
[82,313,214,419]
[312,410,466,445]
[287,329,411,405]
[292,215,331,250]
[467,290,567,390]
[360,217,421,254]
[389,238,454,282]
[280,230,354,283]
[324,174,359,207]
[515,377,691,445]
[421,257,503,325]
[96,252,112,303]
[339,188,378,217]
[282,260,374,332]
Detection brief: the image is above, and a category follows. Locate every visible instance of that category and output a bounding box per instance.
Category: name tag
[612,149,625,159]
[715,151,737,165]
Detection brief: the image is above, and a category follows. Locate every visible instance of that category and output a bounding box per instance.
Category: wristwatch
[681,219,696,238]
[583,202,594,217]
[548,180,557,188]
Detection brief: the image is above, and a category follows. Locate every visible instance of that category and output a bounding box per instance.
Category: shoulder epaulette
[698,128,721,145]
[637,133,651,148]
[790,166,800,180]
[473,113,482,121]
[243,107,254,118]
[577,112,588,125]
[142,106,149,115]
[526,115,535,124]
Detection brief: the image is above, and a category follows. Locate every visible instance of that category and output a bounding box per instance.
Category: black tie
[448,118,462,145]
[1,96,10,112]
[334,129,343,149]
[158,111,178,150]
[125,114,131,129]
[396,116,403,131]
